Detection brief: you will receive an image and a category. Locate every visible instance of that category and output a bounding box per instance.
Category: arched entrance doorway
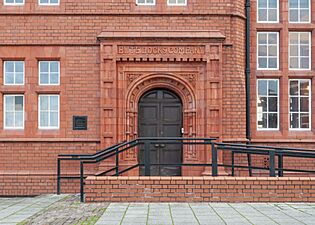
[138,89,183,176]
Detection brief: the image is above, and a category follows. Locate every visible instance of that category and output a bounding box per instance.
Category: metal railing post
[57,159,61,195]
[269,151,276,177]
[247,153,252,177]
[278,154,284,177]
[211,143,218,176]
[115,148,119,176]
[144,141,151,176]
[231,151,235,177]
[80,161,84,202]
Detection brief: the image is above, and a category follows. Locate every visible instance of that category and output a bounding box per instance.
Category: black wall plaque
[73,116,88,130]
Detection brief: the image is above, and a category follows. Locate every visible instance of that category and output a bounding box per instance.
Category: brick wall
[85,176,315,203]
[0,175,79,196]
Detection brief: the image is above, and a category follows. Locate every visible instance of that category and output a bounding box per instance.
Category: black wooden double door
[138,89,183,176]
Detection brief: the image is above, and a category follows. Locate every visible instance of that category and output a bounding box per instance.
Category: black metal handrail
[57,138,315,202]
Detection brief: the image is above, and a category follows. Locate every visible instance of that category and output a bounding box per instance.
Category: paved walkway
[0,195,315,225]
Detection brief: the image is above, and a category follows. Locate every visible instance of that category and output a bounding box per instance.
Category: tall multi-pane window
[289,79,311,130]
[257,0,279,23]
[39,61,60,85]
[168,0,186,6]
[257,32,279,70]
[136,0,155,5]
[257,79,279,130]
[289,32,311,70]
[38,95,59,129]
[4,95,24,129]
[4,61,24,85]
[289,0,310,23]
[4,0,24,5]
[39,0,59,5]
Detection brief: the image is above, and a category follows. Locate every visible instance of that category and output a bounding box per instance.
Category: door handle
[154,144,160,148]
[160,144,166,148]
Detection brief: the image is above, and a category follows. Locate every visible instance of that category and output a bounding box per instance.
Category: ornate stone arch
[124,73,198,161]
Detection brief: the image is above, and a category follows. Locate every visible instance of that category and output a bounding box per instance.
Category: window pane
[5,62,14,73]
[258,9,267,21]
[290,97,299,112]
[290,80,299,95]
[268,9,277,21]
[300,113,310,128]
[258,58,267,68]
[258,33,267,44]
[15,73,24,84]
[300,0,309,8]
[5,73,14,84]
[269,46,277,56]
[50,73,59,84]
[269,97,278,112]
[259,45,267,56]
[268,80,278,95]
[300,33,309,44]
[300,45,309,56]
[50,112,58,127]
[300,80,310,95]
[268,33,277,44]
[40,0,49,3]
[289,0,298,8]
[258,113,268,128]
[5,112,14,127]
[290,45,298,56]
[5,96,14,111]
[258,97,268,112]
[40,73,49,84]
[300,9,309,21]
[300,57,309,69]
[269,0,277,8]
[300,97,309,112]
[50,62,59,73]
[15,112,23,127]
[15,62,24,73]
[268,113,278,128]
[290,113,299,128]
[15,96,23,111]
[50,96,59,111]
[40,112,49,127]
[258,80,268,95]
[290,58,299,68]
[40,96,49,110]
[268,58,277,68]
[40,62,49,73]
[51,0,59,3]
[258,0,267,7]
[289,33,299,44]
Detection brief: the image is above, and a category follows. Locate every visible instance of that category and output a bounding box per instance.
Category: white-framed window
[39,61,60,85]
[289,0,311,23]
[38,95,59,129]
[4,0,24,5]
[3,95,24,129]
[136,0,155,5]
[289,79,311,130]
[257,32,279,70]
[39,0,59,5]
[289,32,311,70]
[257,79,279,130]
[4,61,24,85]
[257,0,279,23]
[167,0,186,6]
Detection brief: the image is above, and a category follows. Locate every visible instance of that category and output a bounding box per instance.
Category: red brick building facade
[0,0,314,195]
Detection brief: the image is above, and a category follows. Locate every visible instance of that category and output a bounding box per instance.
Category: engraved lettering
[117,46,205,55]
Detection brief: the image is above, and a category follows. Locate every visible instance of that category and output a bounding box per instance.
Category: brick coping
[86,176,315,181]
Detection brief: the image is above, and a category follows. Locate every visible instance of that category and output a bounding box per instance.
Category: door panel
[138,89,182,176]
